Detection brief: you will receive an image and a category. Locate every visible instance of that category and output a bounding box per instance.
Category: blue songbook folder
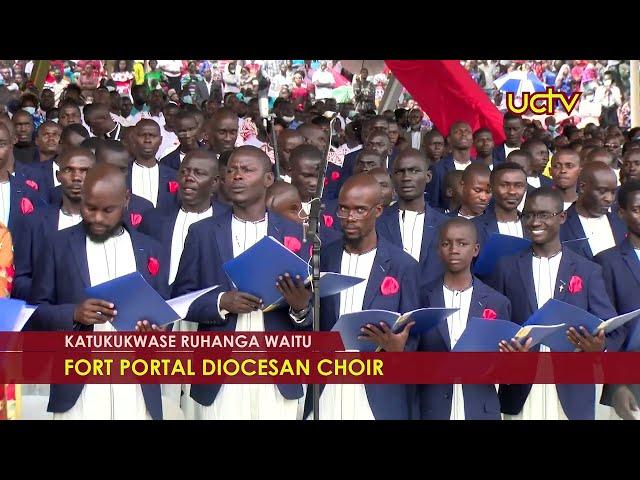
[452,317,566,352]
[85,272,179,331]
[332,308,458,352]
[223,236,310,310]
[473,233,531,276]
[527,299,640,351]
[0,299,36,331]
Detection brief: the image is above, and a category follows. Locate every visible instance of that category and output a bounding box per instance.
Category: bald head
[339,172,383,206]
[206,107,238,153]
[577,161,618,217]
[266,181,303,224]
[84,163,128,197]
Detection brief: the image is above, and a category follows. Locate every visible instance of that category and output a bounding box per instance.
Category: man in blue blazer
[311,173,421,420]
[0,122,47,301]
[139,150,230,286]
[418,217,512,420]
[171,146,311,420]
[376,148,448,288]
[473,162,527,249]
[158,111,202,171]
[560,161,626,260]
[28,163,169,420]
[489,187,623,420]
[126,119,178,215]
[492,112,524,165]
[427,121,477,210]
[595,180,640,419]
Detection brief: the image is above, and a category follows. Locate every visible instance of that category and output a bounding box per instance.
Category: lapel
[427,285,451,350]
[420,206,441,264]
[326,240,344,325]
[517,249,538,313]
[620,239,640,288]
[129,226,153,284]
[607,212,628,244]
[564,205,591,257]
[68,225,91,288]
[215,212,235,265]
[126,163,133,189]
[363,238,392,310]
[267,210,285,241]
[554,248,577,302]
[44,204,61,233]
[469,279,491,318]
[379,205,402,245]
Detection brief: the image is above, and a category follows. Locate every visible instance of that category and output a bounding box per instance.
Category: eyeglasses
[519,211,563,222]
[335,206,376,220]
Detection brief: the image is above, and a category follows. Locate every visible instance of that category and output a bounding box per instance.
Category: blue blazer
[27,223,170,420]
[489,246,622,419]
[493,144,508,165]
[309,236,421,420]
[427,155,478,210]
[418,276,511,420]
[322,162,345,201]
[376,204,448,288]
[12,164,50,207]
[8,174,47,301]
[170,210,310,406]
[560,203,627,261]
[126,162,178,215]
[138,199,231,274]
[472,206,526,249]
[159,145,182,171]
[594,239,640,345]
[46,187,155,231]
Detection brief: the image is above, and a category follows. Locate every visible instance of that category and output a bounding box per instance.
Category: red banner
[3,350,640,384]
[385,60,506,144]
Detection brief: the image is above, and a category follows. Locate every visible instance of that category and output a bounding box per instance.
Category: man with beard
[28,163,169,419]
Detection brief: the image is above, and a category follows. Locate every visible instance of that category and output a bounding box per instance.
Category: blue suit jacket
[472,206,526,249]
[13,161,51,206]
[489,246,622,419]
[560,203,627,261]
[418,276,511,420]
[376,204,448,287]
[310,236,421,420]
[8,174,47,301]
[427,155,478,210]
[322,162,345,201]
[158,145,182,171]
[170,210,310,406]
[594,239,640,345]
[493,144,508,165]
[126,162,178,215]
[27,223,170,420]
[46,187,154,231]
[137,199,231,275]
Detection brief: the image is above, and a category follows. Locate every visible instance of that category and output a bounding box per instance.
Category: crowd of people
[1,59,640,421]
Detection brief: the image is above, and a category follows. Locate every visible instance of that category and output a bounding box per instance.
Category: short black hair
[60,123,89,142]
[618,179,640,210]
[473,127,493,139]
[490,161,527,184]
[439,217,478,244]
[503,111,523,123]
[461,162,491,183]
[289,144,323,167]
[525,186,563,213]
[80,136,106,153]
[622,140,640,156]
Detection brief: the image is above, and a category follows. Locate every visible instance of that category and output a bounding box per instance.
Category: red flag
[385,60,506,144]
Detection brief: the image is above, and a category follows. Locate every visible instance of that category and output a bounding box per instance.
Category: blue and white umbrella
[493,71,546,96]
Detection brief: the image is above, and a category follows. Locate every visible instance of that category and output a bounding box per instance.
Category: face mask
[182,96,193,105]
[348,111,358,119]
[548,125,556,132]
[282,115,295,123]
[604,79,612,86]
[23,106,36,115]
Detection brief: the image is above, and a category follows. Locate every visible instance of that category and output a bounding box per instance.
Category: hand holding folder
[452,317,566,352]
[222,236,310,310]
[524,299,640,352]
[332,308,458,352]
[84,272,220,331]
[0,299,37,332]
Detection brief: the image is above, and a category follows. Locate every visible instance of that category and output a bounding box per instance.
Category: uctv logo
[506,87,581,116]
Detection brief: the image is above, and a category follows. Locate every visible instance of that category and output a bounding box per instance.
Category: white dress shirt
[578,214,616,257]
[399,210,425,262]
[131,162,160,207]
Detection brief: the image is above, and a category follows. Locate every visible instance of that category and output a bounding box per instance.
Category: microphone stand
[305,116,336,421]
[266,117,281,180]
